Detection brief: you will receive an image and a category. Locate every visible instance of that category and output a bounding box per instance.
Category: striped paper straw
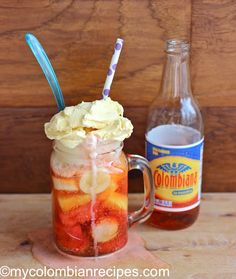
[102,38,124,99]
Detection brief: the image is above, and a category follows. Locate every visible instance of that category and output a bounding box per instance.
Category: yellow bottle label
[146,138,204,212]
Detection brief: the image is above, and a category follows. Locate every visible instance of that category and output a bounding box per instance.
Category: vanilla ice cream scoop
[44,97,133,148]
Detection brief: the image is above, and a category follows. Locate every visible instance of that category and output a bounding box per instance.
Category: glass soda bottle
[145,39,204,230]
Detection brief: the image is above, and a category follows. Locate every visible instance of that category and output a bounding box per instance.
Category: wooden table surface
[0,193,236,279]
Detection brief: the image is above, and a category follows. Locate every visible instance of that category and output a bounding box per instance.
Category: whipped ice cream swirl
[45,97,133,148]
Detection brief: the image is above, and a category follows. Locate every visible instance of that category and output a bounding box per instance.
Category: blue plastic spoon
[25,33,65,111]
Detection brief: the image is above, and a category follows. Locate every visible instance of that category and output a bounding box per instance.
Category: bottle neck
[161,51,192,99]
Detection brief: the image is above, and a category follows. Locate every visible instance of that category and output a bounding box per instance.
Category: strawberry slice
[59,200,103,226]
[59,203,91,226]
[65,224,83,239]
[59,210,78,227]
[54,223,91,255]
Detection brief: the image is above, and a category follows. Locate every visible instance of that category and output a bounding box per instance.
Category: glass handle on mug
[127,154,155,227]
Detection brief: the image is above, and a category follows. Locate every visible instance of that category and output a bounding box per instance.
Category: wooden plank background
[0,0,235,193]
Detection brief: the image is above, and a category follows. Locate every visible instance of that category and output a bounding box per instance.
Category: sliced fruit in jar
[59,204,91,226]
[65,224,83,239]
[55,223,90,254]
[59,210,78,227]
[97,181,118,201]
[94,218,119,243]
[59,200,104,226]
[103,192,128,211]
[114,178,127,195]
[52,175,78,192]
[57,193,91,212]
[80,168,111,194]
[97,230,127,255]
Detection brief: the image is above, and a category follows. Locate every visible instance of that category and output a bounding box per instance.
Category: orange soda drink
[51,141,128,256]
[45,97,154,257]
